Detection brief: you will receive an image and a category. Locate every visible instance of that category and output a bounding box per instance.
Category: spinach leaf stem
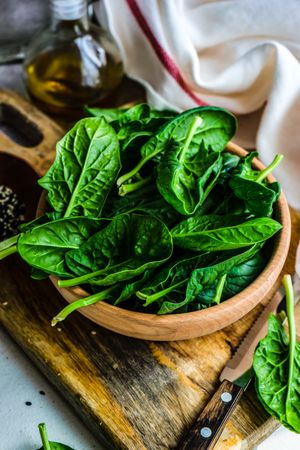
[58,259,133,288]
[178,116,203,164]
[117,158,148,188]
[51,286,116,326]
[256,154,283,183]
[282,274,296,407]
[38,423,52,450]
[212,274,227,304]
[118,176,152,196]
[0,234,18,252]
[0,244,18,260]
[137,278,188,305]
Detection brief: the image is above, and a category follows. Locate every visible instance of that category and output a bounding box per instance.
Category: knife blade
[178,244,300,450]
[220,287,285,386]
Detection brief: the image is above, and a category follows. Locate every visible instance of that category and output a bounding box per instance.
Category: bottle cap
[50,0,86,21]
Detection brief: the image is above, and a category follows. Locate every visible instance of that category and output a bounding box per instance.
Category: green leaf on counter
[253,275,300,433]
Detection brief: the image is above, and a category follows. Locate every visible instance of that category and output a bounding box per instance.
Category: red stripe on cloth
[125,0,208,106]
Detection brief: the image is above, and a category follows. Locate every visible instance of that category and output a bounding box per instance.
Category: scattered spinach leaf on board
[253,275,300,433]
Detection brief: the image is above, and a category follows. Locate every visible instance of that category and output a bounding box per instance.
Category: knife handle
[178,380,244,450]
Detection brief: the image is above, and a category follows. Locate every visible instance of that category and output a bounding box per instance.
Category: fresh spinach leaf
[172,215,281,251]
[59,214,173,287]
[86,103,176,151]
[156,245,262,314]
[117,126,153,151]
[17,217,103,277]
[114,270,155,305]
[188,252,265,310]
[201,152,243,216]
[116,103,175,124]
[103,183,182,226]
[187,284,218,310]
[0,104,283,320]
[229,153,283,216]
[138,244,263,314]
[117,106,237,192]
[253,275,300,433]
[217,152,240,185]
[84,105,128,122]
[112,103,175,126]
[31,268,49,280]
[0,216,51,256]
[137,252,215,309]
[222,252,266,299]
[185,244,262,304]
[156,116,223,215]
[19,215,49,231]
[133,197,182,226]
[38,117,121,217]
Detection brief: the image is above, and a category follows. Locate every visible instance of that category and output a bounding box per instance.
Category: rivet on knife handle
[178,379,245,450]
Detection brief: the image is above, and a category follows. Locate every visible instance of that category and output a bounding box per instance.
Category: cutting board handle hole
[0,103,43,147]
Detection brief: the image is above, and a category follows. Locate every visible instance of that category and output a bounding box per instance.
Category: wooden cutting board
[0,90,299,450]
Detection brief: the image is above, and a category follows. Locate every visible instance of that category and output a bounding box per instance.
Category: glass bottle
[24,0,124,115]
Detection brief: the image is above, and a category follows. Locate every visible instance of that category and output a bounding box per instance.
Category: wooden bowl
[38,142,291,341]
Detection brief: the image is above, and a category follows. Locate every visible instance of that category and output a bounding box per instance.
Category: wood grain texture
[0,89,63,174]
[0,258,299,449]
[0,90,299,450]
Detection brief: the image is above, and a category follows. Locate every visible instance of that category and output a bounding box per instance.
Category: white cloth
[98,0,300,208]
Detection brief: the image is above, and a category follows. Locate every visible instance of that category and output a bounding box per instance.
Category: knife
[178,243,300,450]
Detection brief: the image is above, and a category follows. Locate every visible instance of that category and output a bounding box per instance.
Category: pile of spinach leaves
[0,104,283,324]
[253,275,300,433]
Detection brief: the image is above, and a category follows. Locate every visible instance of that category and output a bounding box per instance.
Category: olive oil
[24,0,123,115]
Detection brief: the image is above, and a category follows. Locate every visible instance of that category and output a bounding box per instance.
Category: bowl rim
[39,141,291,329]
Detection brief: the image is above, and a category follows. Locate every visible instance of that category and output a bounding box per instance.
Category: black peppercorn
[0,185,25,239]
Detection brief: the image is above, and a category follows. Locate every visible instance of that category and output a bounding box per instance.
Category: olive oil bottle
[24,0,124,115]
